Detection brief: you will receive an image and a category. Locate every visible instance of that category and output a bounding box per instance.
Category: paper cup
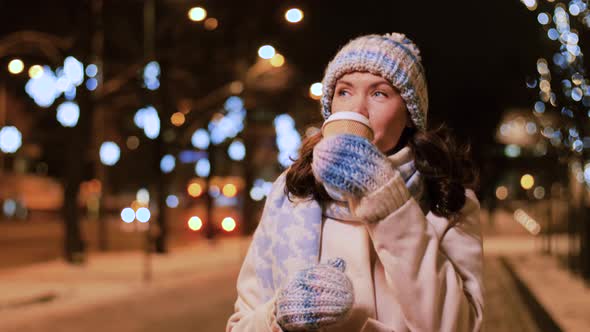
[321,111,374,140]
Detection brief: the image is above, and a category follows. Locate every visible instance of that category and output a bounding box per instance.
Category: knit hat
[321,32,428,131]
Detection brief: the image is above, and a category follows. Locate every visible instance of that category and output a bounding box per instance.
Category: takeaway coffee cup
[321,111,374,141]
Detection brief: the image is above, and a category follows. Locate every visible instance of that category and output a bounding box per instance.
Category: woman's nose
[349,97,370,118]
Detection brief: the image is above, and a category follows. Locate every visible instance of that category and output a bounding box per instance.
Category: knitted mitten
[275,258,354,331]
[312,134,395,198]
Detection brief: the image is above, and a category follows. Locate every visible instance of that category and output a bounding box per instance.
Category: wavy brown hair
[285,124,479,220]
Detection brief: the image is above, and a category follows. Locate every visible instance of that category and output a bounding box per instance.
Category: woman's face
[331,72,409,153]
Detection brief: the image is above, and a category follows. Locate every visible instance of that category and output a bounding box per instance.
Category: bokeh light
[136,188,150,205]
[188,216,203,231]
[274,114,301,167]
[25,66,60,107]
[195,158,211,177]
[126,136,140,150]
[310,82,322,99]
[495,186,509,200]
[258,45,276,59]
[204,17,218,30]
[136,207,151,223]
[134,106,160,139]
[187,182,203,197]
[121,207,135,223]
[533,186,546,199]
[285,8,304,23]
[85,64,98,77]
[191,129,210,149]
[188,7,207,21]
[166,195,179,208]
[56,101,80,127]
[228,140,246,161]
[8,59,24,74]
[171,112,185,126]
[28,65,44,78]
[160,154,176,173]
[143,61,160,90]
[99,141,120,166]
[63,56,84,86]
[221,217,236,232]
[86,78,98,91]
[0,126,22,153]
[222,183,238,198]
[270,53,285,67]
[520,174,535,190]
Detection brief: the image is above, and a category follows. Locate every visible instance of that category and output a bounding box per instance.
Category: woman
[227,32,484,332]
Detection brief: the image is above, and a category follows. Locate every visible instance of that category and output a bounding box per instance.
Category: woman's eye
[337,89,349,96]
[373,91,388,97]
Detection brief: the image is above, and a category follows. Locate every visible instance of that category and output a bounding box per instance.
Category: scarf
[250,146,428,302]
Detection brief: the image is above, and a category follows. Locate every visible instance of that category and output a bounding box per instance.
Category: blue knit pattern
[276,258,353,331]
[312,134,395,197]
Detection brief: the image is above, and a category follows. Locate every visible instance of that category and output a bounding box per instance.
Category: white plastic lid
[322,111,371,129]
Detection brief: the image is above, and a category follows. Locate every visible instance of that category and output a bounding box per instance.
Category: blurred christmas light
[228,140,246,161]
[137,188,150,205]
[86,78,98,91]
[7,59,24,74]
[495,186,509,200]
[25,66,60,107]
[250,187,265,201]
[85,64,98,77]
[188,216,203,231]
[135,106,160,139]
[537,12,549,25]
[171,112,185,126]
[229,81,244,94]
[160,154,176,173]
[0,126,22,153]
[195,158,211,177]
[166,195,179,208]
[143,61,160,90]
[521,0,537,11]
[56,101,80,127]
[224,96,244,113]
[3,199,16,217]
[222,184,238,198]
[209,185,220,198]
[534,101,545,113]
[188,7,207,21]
[121,207,135,223]
[285,8,304,23]
[505,144,521,158]
[310,82,323,99]
[258,45,276,59]
[136,207,151,223]
[274,114,301,167]
[520,174,535,190]
[204,17,218,30]
[99,141,120,166]
[187,182,203,198]
[191,129,210,149]
[126,136,140,150]
[64,85,76,100]
[514,209,541,235]
[63,56,84,86]
[270,53,285,67]
[28,65,44,78]
[533,186,546,199]
[221,217,236,232]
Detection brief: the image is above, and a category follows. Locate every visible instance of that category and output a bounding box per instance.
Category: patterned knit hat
[321,32,428,131]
